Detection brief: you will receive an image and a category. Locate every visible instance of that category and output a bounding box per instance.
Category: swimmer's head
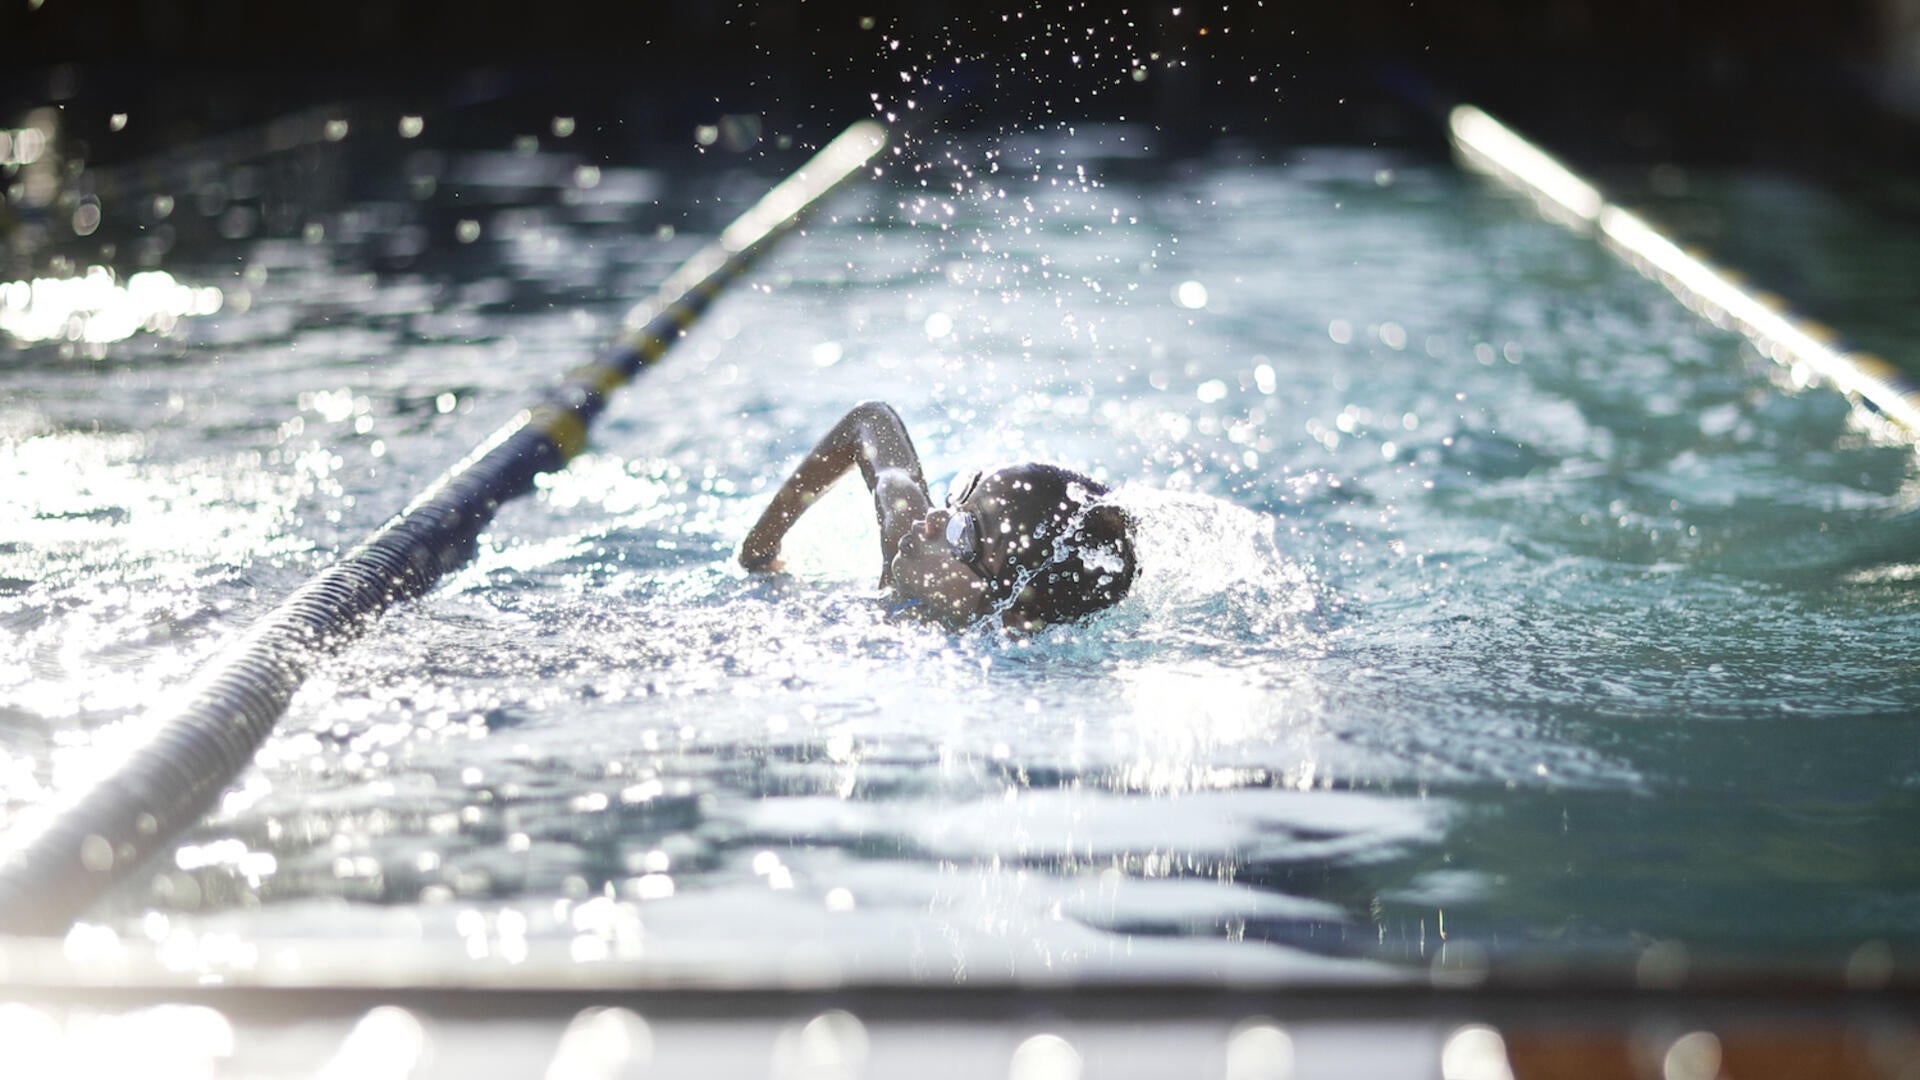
[945,463,1136,629]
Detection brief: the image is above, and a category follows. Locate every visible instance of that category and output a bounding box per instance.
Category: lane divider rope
[0,120,887,936]
[1449,104,1920,438]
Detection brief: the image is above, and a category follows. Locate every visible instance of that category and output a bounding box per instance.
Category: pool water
[4,118,1920,984]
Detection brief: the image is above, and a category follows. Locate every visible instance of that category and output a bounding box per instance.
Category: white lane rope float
[1449,104,1920,438]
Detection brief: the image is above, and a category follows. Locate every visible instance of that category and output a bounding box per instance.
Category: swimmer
[740,401,1136,630]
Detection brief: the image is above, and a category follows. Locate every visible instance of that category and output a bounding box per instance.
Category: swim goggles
[944,510,983,568]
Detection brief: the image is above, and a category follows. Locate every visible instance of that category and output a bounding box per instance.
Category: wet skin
[740,403,1075,629]
[886,469,1035,627]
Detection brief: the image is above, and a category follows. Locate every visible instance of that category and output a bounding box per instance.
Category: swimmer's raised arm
[743,401,1137,630]
[739,401,933,583]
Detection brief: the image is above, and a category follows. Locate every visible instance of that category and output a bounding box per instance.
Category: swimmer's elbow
[845,400,908,433]
[738,543,782,573]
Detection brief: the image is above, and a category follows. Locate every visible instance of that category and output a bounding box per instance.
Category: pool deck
[5,961,1919,1078]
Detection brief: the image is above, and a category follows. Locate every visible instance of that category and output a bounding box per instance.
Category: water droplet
[1440,1025,1512,1080]
[71,200,101,237]
[1009,1033,1081,1080]
[1662,1032,1721,1080]
[1224,1022,1293,1080]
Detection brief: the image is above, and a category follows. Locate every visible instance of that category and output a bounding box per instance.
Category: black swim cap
[974,464,1137,628]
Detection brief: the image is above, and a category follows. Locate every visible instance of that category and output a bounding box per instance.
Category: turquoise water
[4,124,1919,983]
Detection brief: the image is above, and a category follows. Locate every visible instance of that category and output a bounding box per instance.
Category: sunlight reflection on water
[6,113,1920,982]
[0,267,223,344]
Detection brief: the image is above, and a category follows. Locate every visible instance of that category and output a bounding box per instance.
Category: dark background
[5,0,1920,301]
[3,0,1913,169]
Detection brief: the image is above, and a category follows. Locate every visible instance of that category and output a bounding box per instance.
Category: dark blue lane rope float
[0,120,887,936]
